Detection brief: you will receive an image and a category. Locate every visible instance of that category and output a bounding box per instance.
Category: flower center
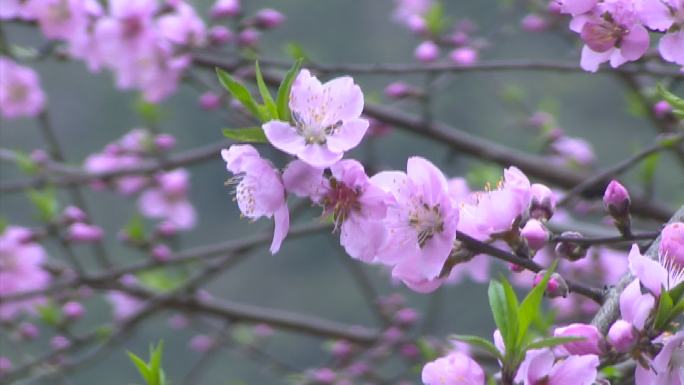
[8,83,28,103]
[408,201,444,247]
[292,111,342,145]
[324,178,361,228]
[47,0,72,23]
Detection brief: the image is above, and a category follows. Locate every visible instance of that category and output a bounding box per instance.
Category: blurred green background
[1,0,683,384]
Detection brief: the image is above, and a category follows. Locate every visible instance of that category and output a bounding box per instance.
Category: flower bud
[521,14,548,32]
[254,8,285,29]
[415,41,439,63]
[400,343,420,360]
[67,223,104,243]
[534,271,569,298]
[199,91,221,110]
[208,26,233,45]
[660,222,684,267]
[521,219,548,250]
[329,340,352,359]
[384,82,414,99]
[0,357,11,374]
[603,180,630,218]
[211,0,240,19]
[151,243,172,262]
[237,28,260,48]
[607,319,637,353]
[168,314,189,329]
[156,221,178,237]
[394,308,419,326]
[189,334,214,352]
[62,206,87,224]
[30,149,49,165]
[18,322,39,340]
[381,326,403,344]
[154,134,176,151]
[311,368,336,383]
[253,323,274,338]
[62,301,85,321]
[555,231,588,261]
[529,183,556,220]
[554,323,604,355]
[406,14,427,34]
[367,118,392,137]
[449,47,478,66]
[653,100,672,118]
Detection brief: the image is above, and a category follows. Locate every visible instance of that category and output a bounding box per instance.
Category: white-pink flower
[629,243,684,296]
[263,69,369,168]
[138,169,197,230]
[0,227,51,320]
[0,57,46,119]
[221,145,290,254]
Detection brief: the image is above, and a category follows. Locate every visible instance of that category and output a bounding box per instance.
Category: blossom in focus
[0,57,46,119]
[263,69,369,168]
[138,169,197,230]
[638,0,684,65]
[518,349,599,385]
[0,227,51,320]
[660,222,684,266]
[635,331,684,385]
[629,243,684,296]
[553,323,604,356]
[371,157,459,292]
[221,145,289,254]
[422,351,485,385]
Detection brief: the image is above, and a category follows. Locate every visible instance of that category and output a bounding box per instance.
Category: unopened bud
[18,322,39,340]
[521,14,548,32]
[554,323,604,355]
[521,219,548,251]
[384,82,415,99]
[530,183,556,220]
[156,221,178,238]
[534,271,568,298]
[253,8,285,29]
[653,100,672,118]
[62,301,85,321]
[555,231,588,261]
[208,26,233,45]
[603,180,631,236]
[67,223,104,243]
[189,334,214,352]
[199,91,221,110]
[0,357,11,374]
[51,335,71,350]
[237,28,260,48]
[660,222,684,267]
[154,134,176,151]
[607,319,637,353]
[415,41,439,63]
[210,0,240,19]
[394,308,419,327]
[62,206,87,224]
[449,47,478,66]
[151,244,172,262]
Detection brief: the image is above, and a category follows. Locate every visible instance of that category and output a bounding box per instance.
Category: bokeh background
[1,1,683,384]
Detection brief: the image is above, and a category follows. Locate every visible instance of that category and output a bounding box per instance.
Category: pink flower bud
[395,307,419,326]
[199,91,221,110]
[607,319,636,353]
[603,180,630,218]
[0,357,11,374]
[154,134,176,151]
[653,100,672,118]
[189,334,214,352]
[151,244,172,262]
[384,82,414,99]
[382,326,403,344]
[660,222,684,267]
[208,26,233,45]
[62,206,87,223]
[521,219,548,250]
[415,41,439,63]
[406,14,427,34]
[237,28,260,47]
[422,352,485,385]
[253,323,274,337]
[30,149,49,164]
[555,231,588,261]
[530,183,556,220]
[254,8,285,29]
[211,0,240,19]
[400,343,420,359]
[534,271,569,298]
[366,118,392,137]
[67,223,104,243]
[62,301,85,321]
[447,31,470,45]
[330,340,352,358]
[521,14,548,32]
[156,221,178,237]
[311,368,336,383]
[554,323,604,355]
[449,47,478,66]
[168,314,189,329]
[18,322,39,340]
[51,335,71,350]
[509,263,525,272]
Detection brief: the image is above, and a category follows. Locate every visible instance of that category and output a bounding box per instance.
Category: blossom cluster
[556,0,684,70]
[0,0,285,110]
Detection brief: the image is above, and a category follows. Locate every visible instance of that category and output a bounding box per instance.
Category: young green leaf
[222,127,268,143]
[216,68,266,121]
[255,61,277,119]
[501,278,521,351]
[488,279,518,356]
[276,59,303,121]
[450,334,503,361]
[28,189,59,222]
[125,215,147,243]
[654,289,674,330]
[127,341,167,385]
[517,262,557,346]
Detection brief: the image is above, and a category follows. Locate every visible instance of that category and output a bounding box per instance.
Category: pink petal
[262,120,306,156]
[525,349,555,384]
[659,30,684,65]
[269,203,289,254]
[138,189,167,217]
[168,200,197,230]
[619,24,649,61]
[325,118,369,153]
[550,354,599,385]
[580,45,612,72]
[628,244,667,296]
[282,159,327,201]
[638,0,674,31]
[406,156,449,206]
[561,0,597,15]
[297,144,343,168]
[321,76,364,124]
[620,279,655,329]
[340,218,386,262]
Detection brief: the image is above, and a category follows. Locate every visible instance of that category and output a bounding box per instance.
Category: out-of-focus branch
[591,204,684,334]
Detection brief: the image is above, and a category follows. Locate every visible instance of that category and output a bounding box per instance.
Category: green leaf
[657,84,684,110]
[13,150,39,174]
[524,336,584,350]
[0,217,7,235]
[424,2,447,35]
[284,42,309,61]
[28,189,59,222]
[669,280,684,303]
[37,303,61,326]
[450,334,503,361]
[125,215,147,243]
[137,269,185,293]
[134,98,163,125]
[127,341,166,385]
[640,153,660,186]
[654,289,674,330]
[127,352,154,385]
[624,91,647,118]
[255,61,277,119]
[216,68,265,121]
[488,280,518,357]
[518,262,556,346]
[501,278,521,352]
[276,59,303,121]
[222,127,268,143]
